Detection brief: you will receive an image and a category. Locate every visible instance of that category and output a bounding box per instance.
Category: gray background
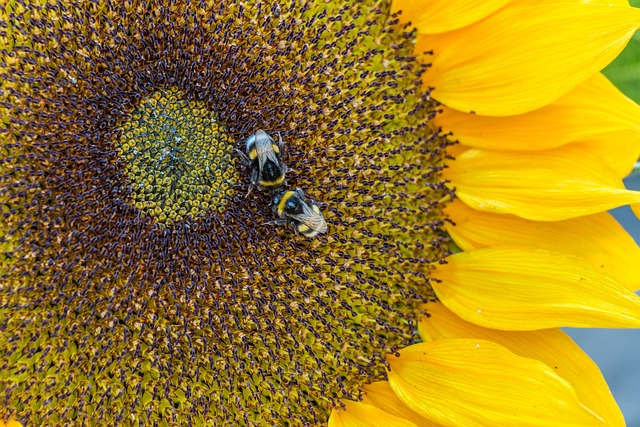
[564,174,640,425]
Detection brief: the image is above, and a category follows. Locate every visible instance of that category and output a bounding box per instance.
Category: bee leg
[235,148,250,165]
[277,132,285,152]
[242,171,259,197]
[264,219,288,227]
[279,161,293,174]
[249,170,260,187]
[278,131,291,163]
[245,185,255,197]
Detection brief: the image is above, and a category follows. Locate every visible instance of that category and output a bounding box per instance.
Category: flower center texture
[118,88,237,224]
[0,1,450,425]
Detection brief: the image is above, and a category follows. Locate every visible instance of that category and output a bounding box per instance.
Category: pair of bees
[238,130,327,238]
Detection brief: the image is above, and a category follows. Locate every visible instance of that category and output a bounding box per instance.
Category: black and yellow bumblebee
[271,188,327,238]
[238,129,288,192]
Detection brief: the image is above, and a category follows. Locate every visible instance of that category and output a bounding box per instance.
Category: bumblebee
[271,188,327,238]
[238,129,287,192]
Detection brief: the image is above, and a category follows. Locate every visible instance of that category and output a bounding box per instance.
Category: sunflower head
[1,0,449,424]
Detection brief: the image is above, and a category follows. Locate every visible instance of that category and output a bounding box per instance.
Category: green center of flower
[117,88,237,224]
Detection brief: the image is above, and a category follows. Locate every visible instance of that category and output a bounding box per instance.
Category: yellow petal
[572,129,640,178]
[0,421,23,427]
[328,399,419,427]
[362,382,439,427]
[535,0,629,6]
[445,199,640,291]
[444,147,640,221]
[444,143,468,159]
[432,248,640,329]
[392,0,509,35]
[419,302,625,427]
[387,340,602,427]
[434,73,640,158]
[418,3,640,116]
[632,202,640,220]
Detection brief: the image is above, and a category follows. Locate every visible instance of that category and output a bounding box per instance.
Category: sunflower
[2,0,640,426]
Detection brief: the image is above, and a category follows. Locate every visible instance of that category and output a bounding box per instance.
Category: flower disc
[0,1,449,425]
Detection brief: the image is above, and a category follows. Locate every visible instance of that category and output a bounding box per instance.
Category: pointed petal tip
[418,302,626,426]
[387,339,604,427]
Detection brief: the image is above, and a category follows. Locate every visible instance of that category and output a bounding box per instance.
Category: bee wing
[254,134,280,168]
[290,202,327,233]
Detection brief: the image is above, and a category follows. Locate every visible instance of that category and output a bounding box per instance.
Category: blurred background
[564,4,640,423]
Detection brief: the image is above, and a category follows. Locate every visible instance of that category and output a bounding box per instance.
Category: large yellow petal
[434,73,640,156]
[362,382,439,427]
[417,3,640,116]
[418,302,625,427]
[328,399,419,427]
[445,200,640,291]
[386,340,602,427]
[392,0,509,35]
[444,147,640,221]
[432,248,640,330]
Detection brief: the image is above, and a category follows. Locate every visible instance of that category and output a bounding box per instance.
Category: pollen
[117,88,237,225]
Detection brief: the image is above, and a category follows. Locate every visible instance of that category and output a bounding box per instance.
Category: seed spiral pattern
[118,88,237,224]
[0,0,451,425]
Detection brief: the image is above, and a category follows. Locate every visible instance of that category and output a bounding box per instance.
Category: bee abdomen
[296,222,317,238]
[260,160,285,186]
